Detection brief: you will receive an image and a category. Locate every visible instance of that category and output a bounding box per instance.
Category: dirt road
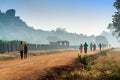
[0,50,100,80]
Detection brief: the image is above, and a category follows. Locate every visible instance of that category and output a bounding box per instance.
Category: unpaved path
[0,50,100,80]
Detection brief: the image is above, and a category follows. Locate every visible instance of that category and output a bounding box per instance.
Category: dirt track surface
[0,50,99,80]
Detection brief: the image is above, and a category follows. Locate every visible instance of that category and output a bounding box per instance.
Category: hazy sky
[0,0,115,36]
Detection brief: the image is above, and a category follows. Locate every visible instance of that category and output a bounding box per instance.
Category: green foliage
[101,51,107,56]
[0,40,25,44]
[78,53,82,60]
[78,53,89,65]
[82,56,89,65]
[62,50,120,80]
[61,73,80,80]
[109,0,120,37]
[9,40,21,44]
[0,40,8,44]
[108,72,120,80]
[0,40,3,43]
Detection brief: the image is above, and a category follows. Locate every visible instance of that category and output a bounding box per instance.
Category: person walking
[93,44,96,51]
[84,42,88,54]
[18,41,24,59]
[99,43,102,50]
[79,44,83,53]
[24,44,28,58]
[90,43,93,51]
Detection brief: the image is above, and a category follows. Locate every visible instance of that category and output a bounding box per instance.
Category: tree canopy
[108,0,120,39]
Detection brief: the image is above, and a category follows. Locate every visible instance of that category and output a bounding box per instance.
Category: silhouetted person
[90,43,93,51]
[99,43,102,50]
[93,44,96,51]
[79,44,83,53]
[84,42,88,54]
[18,41,24,59]
[24,44,28,58]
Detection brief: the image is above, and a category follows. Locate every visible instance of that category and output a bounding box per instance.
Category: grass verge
[39,49,120,80]
[0,50,72,61]
[62,49,120,80]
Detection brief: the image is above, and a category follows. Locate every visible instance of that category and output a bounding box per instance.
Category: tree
[108,0,120,38]
[56,28,66,33]
[95,36,109,45]
[47,36,60,42]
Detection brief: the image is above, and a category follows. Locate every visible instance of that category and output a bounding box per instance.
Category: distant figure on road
[18,41,24,59]
[90,43,93,51]
[84,42,88,54]
[93,44,96,51]
[24,44,28,58]
[79,44,83,53]
[99,43,102,50]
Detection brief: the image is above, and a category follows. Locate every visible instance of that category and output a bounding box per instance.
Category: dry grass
[0,52,19,60]
[0,50,72,61]
[62,49,120,80]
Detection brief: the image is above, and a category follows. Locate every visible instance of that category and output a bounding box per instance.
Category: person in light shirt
[18,41,24,59]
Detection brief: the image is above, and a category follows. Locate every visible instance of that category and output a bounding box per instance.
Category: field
[0,48,119,80]
[61,48,120,80]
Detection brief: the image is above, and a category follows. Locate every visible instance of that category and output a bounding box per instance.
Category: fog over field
[0,0,119,47]
[0,9,111,46]
[101,31,120,47]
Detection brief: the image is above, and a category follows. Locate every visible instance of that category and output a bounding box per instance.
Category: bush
[101,51,107,56]
[78,53,82,61]
[61,72,81,80]
[82,56,89,65]
[78,53,89,65]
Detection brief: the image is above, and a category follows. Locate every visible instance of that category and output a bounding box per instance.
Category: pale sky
[0,0,115,36]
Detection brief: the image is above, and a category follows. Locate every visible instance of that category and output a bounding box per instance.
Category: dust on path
[0,50,100,80]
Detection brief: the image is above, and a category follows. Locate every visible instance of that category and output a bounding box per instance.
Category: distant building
[49,41,69,46]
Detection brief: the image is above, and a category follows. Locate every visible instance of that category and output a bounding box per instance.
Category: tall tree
[108,0,120,38]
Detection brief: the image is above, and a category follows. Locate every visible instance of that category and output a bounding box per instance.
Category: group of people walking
[79,42,88,54]
[79,42,102,54]
[18,41,28,59]
[18,41,103,59]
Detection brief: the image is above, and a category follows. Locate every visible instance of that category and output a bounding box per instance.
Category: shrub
[101,51,107,56]
[82,55,89,65]
[78,53,82,61]
[78,53,89,65]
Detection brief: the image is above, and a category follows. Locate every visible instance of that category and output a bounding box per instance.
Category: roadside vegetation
[62,49,120,80]
[1,48,120,80]
[0,53,19,60]
[0,40,21,44]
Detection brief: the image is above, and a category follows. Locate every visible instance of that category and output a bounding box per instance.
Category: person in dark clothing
[84,42,88,54]
[93,44,96,51]
[99,43,102,50]
[90,43,93,51]
[24,44,28,58]
[18,41,24,59]
[79,44,83,53]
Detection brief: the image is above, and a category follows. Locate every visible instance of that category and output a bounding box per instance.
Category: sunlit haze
[0,0,115,36]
